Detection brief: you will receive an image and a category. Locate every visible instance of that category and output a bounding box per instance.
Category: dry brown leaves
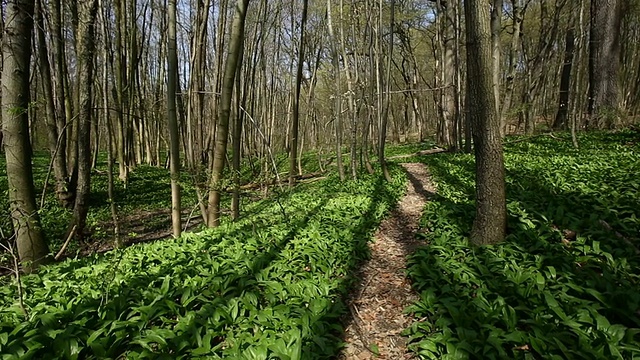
[338,163,435,360]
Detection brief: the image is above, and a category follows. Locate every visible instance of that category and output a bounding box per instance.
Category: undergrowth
[0,166,406,359]
[405,131,640,359]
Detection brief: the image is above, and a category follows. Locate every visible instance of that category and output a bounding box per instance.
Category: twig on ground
[348,303,379,355]
[55,225,77,261]
[358,270,379,299]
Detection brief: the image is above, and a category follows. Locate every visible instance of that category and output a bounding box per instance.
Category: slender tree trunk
[491,0,503,135]
[231,40,246,220]
[327,0,346,181]
[378,0,393,182]
[500,0,523,134]
[289,0,309,187]
[167,0,181,237]
[464,0,507,245]
[2,0,50,272]
[36,0,71,207]
[98,0,121,248]
[68,0,98,240]
[207,0,250,227]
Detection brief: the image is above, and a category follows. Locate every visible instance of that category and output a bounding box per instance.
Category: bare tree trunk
[207,0,250,227]
[289,0,309,186]
[68,0,98,240]
[491,0,503,135]
[167,0,181,237]
[500,0,522,134]
[35,0,71,207]
[553,26,575,130]
[588,0,623,129]
[378,0,393,182]
[464,0,507,245]
[2,0,50,271]
[98,0,121,248]
[327,0,346,181]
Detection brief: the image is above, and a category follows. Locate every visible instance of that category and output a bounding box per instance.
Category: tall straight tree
[378,0,393,182]
[68,0,98,239]
[464,0,507,245]
[289,0,309,187]
[207,0,250,227]
[167,0,181,237]
[327,0,345,181]
[36,0,69,206]
[2,0,49,271]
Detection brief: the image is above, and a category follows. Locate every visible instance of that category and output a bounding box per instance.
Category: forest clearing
[2,0,640,358]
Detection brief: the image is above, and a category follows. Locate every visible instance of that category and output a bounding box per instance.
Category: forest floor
[339,163,434,359]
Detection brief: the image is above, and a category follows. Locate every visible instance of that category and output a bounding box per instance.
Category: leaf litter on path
[339,163,435,359]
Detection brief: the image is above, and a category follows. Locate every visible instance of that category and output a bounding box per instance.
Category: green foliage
[405,131,640,359]
[0,166,406,359]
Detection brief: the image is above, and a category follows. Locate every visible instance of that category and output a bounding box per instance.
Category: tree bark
[207,0,250,227]
[167,0,182,237]
[378,0,393,182]
[588,0,623,128]
[36,0,70,207]
[289,0,309,187]
[464,0,507,245]
[2,0,50,271]
[553,27,575,130]
[491,0,503,134]
[327,0,346,181]
[68,0,98,240]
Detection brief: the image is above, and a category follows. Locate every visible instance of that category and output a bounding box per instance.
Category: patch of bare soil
[77,208,204,256]
[338,163,435,359]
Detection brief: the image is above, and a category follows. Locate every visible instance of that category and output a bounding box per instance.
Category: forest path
[339,163,434,359]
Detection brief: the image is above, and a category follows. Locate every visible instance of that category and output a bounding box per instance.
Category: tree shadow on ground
[405,146,640,358]
[0,170,404,359]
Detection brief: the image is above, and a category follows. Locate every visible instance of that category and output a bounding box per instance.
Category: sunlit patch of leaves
[405,130,640,359]
[0,166,406,359]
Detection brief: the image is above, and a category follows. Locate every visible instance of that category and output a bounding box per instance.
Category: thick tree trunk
[69,0,98,240]
[207,0,250,227]
[167,0,181,237]
[464,0,507,245]
[2,0,50,271]
[588,0,623,129]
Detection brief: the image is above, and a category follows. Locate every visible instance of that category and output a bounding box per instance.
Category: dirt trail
[339,163,435,359]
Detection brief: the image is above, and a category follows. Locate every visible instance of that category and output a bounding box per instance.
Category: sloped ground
[340,163,434,359]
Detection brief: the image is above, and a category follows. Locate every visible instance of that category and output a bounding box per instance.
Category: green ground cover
[0,166,405,359]
[404,131,640,359]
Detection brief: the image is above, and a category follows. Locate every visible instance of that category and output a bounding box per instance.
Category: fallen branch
[388,147,446,160]
[55,225,77,261]
[598,220,640,255]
